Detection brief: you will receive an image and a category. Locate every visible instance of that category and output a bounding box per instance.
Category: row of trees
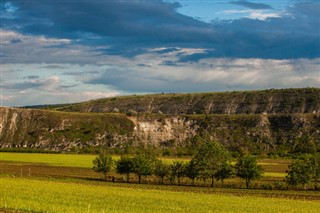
[93,140,320,189]
[93,141,263,188]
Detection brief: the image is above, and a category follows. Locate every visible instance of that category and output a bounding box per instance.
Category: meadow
[1,152,319,212]
[0,152,288,171]
[0,152,290,180]
[0,152,96,168]
[1,177,320,213]
[0,152,289,185]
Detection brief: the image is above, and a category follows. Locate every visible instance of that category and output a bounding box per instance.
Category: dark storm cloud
[179,1,320,61]
[23,75,39,80]
[1,0,320,60]
[9,38,22,44]
[229,1,273,10]
[160,60,179,66]
[61,71,99,76]
[2,78,55,90]
[3,0,209,41]
[41,65,67,69]
[137,64,151,67]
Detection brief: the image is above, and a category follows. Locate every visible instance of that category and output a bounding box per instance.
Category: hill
[52,88,320,114]
[1,88,319,155]
[1,107,319,155]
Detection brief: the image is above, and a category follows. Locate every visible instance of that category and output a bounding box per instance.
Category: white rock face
[129,116,198,146]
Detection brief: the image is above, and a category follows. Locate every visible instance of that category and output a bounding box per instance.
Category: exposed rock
[0,107,319,153]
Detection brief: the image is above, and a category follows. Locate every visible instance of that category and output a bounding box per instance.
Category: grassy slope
[0,108,134,149]
[55,88,320,114]
[1,177,320,213]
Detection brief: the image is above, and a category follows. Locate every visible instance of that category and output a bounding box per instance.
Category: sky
[0,0,319,106]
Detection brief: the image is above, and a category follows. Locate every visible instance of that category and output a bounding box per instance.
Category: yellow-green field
[0,152,96,168]
[263,172,287,178]
[1,177,319,213]
[0,152,289,180]
[0,152,288,176]
[0,152,190,168]
[0,152,318,212]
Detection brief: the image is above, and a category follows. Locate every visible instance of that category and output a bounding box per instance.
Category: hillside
[1,107,319,155]
[0,108,134,152]
[54,88,320,114]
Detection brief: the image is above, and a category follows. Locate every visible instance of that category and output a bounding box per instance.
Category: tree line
[93,140,320,190]
[93,141,262,189]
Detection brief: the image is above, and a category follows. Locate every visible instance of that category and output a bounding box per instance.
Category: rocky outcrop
[130,116,199,147]
[0,107,134,151]
[1,107,319,153]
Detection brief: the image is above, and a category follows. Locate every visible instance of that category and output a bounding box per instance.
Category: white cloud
[83,51,320,93]
[81,91,119,100]
[219,9,286,20]
[0,94,14,101]
[1,30,105,64]
[220,9,251,15]
[247,11,282,20]
[0,30,71,45]
[2,45,319,106]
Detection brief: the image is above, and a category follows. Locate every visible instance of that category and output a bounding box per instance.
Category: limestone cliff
[1,107,319,153]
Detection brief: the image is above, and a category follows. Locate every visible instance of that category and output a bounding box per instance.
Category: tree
[312,153,320,189]
[235,155,263,189]
[170,161,186,186]
[215,162,233,188]
[154,160,170,184]
[286,155,315,189]
[193,140,230,188]
[116,155,134,183]
[293,135,316,154]
[132,153,155,184]
[92,151,113,181]
[185,159,199,185]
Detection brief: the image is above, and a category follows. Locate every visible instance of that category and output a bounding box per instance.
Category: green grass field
[0,152,190,168]
[1,177,319,213]
[0,152,318,212]
[0,152,289,180]
[263,172,287,178]
[0,152,96,168]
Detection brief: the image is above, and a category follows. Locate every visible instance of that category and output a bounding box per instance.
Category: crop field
[1,177,320,213]
[0,152,319,212]
[0,151,291,188]
[0,152,289,172]
[0,152,293,190]
[0,152,96,168]
[0,152,190,168]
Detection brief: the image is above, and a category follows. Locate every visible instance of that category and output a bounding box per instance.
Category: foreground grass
[1,177,319,213]
[0,152,96,168]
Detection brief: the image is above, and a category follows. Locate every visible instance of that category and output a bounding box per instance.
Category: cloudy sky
[1,0,319,106]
